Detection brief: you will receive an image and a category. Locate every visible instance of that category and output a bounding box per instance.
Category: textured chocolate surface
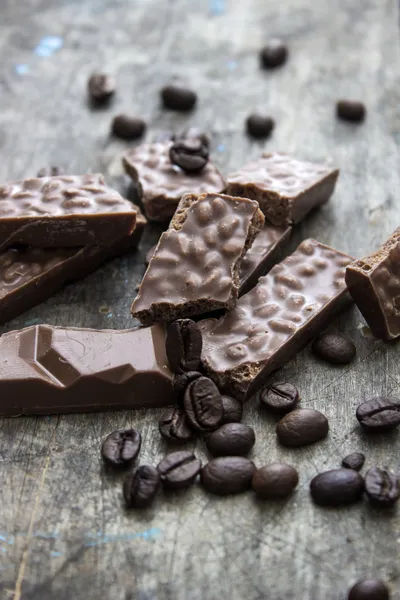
[345,228,400,340]
[122,142,225,222]
[131,193,264,325]
[0,174,136,247]
[226,153,339,226]
[200,239,353,400]
[0,323,174,416]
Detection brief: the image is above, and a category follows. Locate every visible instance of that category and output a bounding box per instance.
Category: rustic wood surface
[0,0,399,598]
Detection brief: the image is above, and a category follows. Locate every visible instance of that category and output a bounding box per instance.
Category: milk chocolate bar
[131,193,264,325]
[226,153,339,226]
[0,323,174,416]
[345,228,400,340]
[0,174,137,248]
[200,239,353,400]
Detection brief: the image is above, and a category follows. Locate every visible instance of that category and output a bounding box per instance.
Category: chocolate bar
[345,228,400,340]
[0,174,137,248]
[200,239,353,400]
[131,193,264,325]
[239,225,291,295]
[0,207,146,325]
[0,323,174,416]
[123,142,225,222]
[226,153,338,226]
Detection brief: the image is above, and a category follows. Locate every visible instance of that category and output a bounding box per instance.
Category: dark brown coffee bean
[145,244,157,265]
[342,452,365,471]
[252,463,299,499]
[348,579,390,600]
[159,406,193,443]
[260,39,288,69]
[161,84,197,111]
[312,333,356,364]
[246,114,275,139]
[111,114,146,140]
[356,397,400,432]
[169,139,209,173]
[177,127,211,148]
[184,376,223,432]
[101,429,141,468]
[276,408,328,447]
[310,469,364,506]
[37,166,64,177]
[173,371,202,399]
[166,319,203,373]
[201,456,256,495]
[123,465,160,508]
[365,467,400,508]
[88,73,116,103]
[337,100,366,123]
[220,395,243,424]
[157,450,201,489]
[260,382,299,414]
[206,423,255,457]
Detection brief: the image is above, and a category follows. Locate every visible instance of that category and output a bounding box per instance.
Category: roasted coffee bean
[37,166,64,177]
[177,127,211,148]
[173,371,202,399]
[184,376,223,432]
[252,463,299,499]
[145,244,157,265]
[159,406,193,443]
[260,39,288,68]
[201,456,256,495]
[337,100,366,123]
[260,382,299,414]
[169,139,209,173]
[101,429,141,468]
[111,114,146,140]
[356,397,400,432]
[161,84,197,111]
[312,333,356,364]
[365,467,400,508]
[246,114,275,139]
[166,319,203,373]
[220,395,243,424]
[342,452,365,471]
[88,73,116,103]
[310,468,364,506]
[276,408,329,447]
[206,423,255,457]
[157,450,201,489]
[123,465,160,508]
[348,578,390,600]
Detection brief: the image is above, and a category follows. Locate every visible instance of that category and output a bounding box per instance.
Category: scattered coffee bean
[161,84,197,111]
[166,319,203,373]
[260,39,288,69]
[276,408,329,447]
[184,376,223,432]
[111,114,146,140]
[356,397,400,432]
[246,114,275,139]
[145,244,157,265]
[365,467,400,508]
[37,166,64,177]
[337,100,366,123]
[159,406,193,443]
[312,333,356,364]
[342,452,366,471]
[123,465,160,508]
[157,450,201,489]
[252,463,299,499]
[177,127,211,148]
[348,578,390,600]
[310,468,364,506]
[169,139,209,173]
[101,429,141,468]
[205,423,255,457]
[201,456,256,495]
[220,395,243,424]
[88,73,116,103]
[173,370,202,400]
[260,382,299,414]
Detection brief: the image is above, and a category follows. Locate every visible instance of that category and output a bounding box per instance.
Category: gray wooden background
[0,0,399,598]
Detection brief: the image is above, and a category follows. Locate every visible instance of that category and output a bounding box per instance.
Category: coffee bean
[206,423,255,457]
[220,395,243,424]
[201,456,256,495]
[169,139,209,173]
[246,114,275,139]
[260,382,299,414]
[166,319,203,373]
[161,84,197,111]
[356,397,400,432]
[310,469,364,506]
[37,166,64,177]
[259,39,288,68]
[173,371,202,400]
[159,406,193,443]
[348,579,390,600]
[157,450,201,489]
[111,114,146,140]
[337,100,366,123]
[365,467,400,508]
[88,73,116,103]
[252,463,299,499]
[312,333,356,364]
[123,465,160,508]
[342,452,365,471]
[177,127,211,148]
[276,408,329,447]
[145,244,157,265]
[101,429,141,468]
[184,376,223,432]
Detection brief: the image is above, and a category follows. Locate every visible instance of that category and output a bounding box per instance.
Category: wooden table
[0,1,399,598]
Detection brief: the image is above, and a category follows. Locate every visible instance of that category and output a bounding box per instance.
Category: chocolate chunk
[365,467,400,508]
[183,376,223,432]
[145,244,157,265]
[260,382,299,414]
[159,406,193,443]
[310,469,364,506]
[336,100,366,123]
[169,139,209,173]
[220,395,243,424]
[226,153,339,226]
[311,333,356,364]
[205,423,255,456]
[246,114,275,139]
[123,142,225,222]
[157,451,201,489]
[131,192,264,325]
[37,166,64,177]
[201,456,256,495]
[166,319,203,373]
[0,323,174,416]
[200,239,353,400]
[348,579,390,600]
[123,465,160,508]
[345,228,400,340]
[101,429,142,468]
[260,40,288,69]
[356,397,400,432]
[161,84,197,111]
[342,452,365,471]
[88,73,116,103]
[252,463,298,499]
[111,114,146,140]
[276,408,329,447]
